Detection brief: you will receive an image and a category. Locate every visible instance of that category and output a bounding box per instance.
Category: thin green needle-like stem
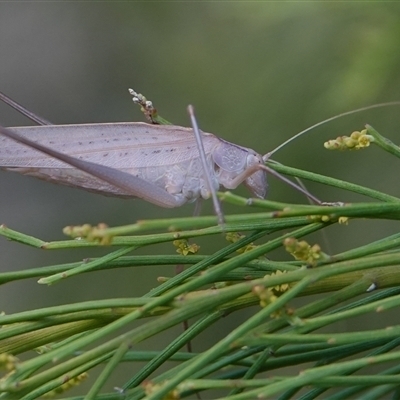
[38,246,137,284]
[266,162,400,203]
[366,124,400,159]
[146,277,314,400]
[125,312,221,389]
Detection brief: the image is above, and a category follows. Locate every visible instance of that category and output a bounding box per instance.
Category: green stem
[366,124,400,159]
[266,162,400,203]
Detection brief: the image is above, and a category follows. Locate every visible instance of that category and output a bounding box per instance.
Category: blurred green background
[1,2,400,395]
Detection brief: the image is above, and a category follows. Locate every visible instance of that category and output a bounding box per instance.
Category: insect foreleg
[0,125,187,208]
[227,163,322,205]
[260,164,322,204]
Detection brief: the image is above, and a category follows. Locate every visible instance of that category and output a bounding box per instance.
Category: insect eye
[246,153,262,167]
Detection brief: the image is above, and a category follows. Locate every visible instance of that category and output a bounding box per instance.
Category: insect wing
[0,122,222,203]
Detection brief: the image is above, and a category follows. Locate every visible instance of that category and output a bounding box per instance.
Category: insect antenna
[262,101,400,203]
[0,91,52,126]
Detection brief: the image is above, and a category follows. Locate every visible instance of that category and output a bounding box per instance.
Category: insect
[0,90,271,223]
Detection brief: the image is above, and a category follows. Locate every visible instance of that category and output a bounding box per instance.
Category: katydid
[0,90,269,224]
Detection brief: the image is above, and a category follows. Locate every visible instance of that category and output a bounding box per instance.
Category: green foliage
[1,125,400,399]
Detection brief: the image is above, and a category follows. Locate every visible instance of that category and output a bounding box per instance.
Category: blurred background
[1,2,400,395]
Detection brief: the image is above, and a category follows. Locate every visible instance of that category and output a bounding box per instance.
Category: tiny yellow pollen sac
[356,134,371,149]
[343,137,358,149]
[324,139,340,150]
[63,223,92,239]
[284,238,327,267]
[226,232,257,254]
[143,382,179,399]
[338,216,349,225]
[0,353,18,371]
[43,373,89,398]
[237,243,258,254]
[283,237,297,253]
[253,285,277,308]
[267,270,290,292]
[350,130,362,140]
[225,232,245,243]
[173,239,200,256]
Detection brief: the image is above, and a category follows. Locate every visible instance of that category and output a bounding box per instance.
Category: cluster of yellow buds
[63,223,112,245]
[129,88,171,125]
[225,232,257,254]
[324,129,373,151]
[266,270,290,293]
[309,214,349,225]
[43,373,88,398]
[253,282,293,318]
[309,214,332,222]
[283,238,328,266]
[173,239,200,255]
[129,88,158,122]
